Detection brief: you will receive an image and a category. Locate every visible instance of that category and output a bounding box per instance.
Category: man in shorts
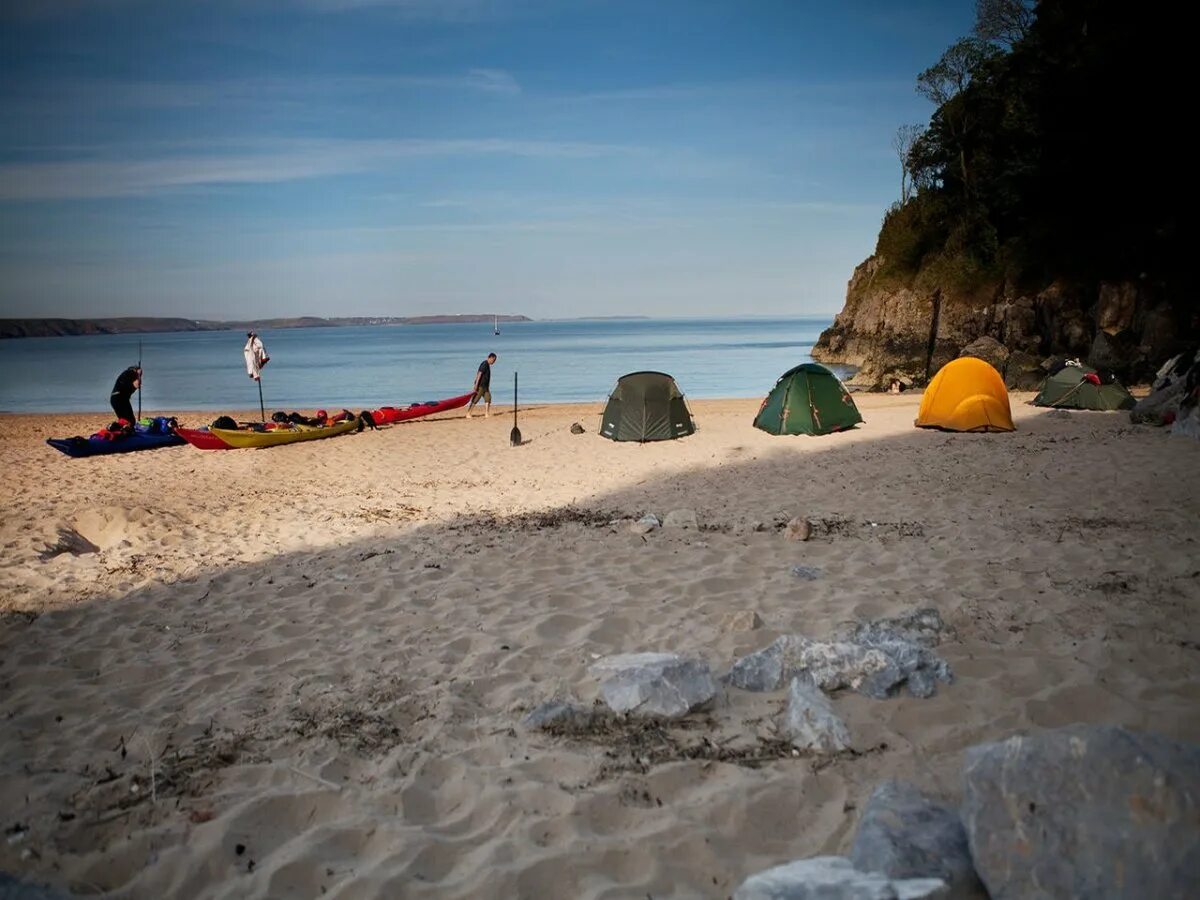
[466,352,497,418]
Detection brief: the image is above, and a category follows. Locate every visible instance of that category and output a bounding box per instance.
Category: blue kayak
[47,423,186,458]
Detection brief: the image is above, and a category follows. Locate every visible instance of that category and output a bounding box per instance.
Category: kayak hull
[209,418,358,448]
[47,428,186,458]
[373,393,473,425]
[176,427,233,450]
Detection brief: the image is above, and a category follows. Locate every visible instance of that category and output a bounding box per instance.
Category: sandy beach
[2,394,1198,898]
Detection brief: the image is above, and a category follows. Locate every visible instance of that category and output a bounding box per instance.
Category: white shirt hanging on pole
[244,333,269,380]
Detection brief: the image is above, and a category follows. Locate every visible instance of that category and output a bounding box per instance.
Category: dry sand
[2,394,1198,898]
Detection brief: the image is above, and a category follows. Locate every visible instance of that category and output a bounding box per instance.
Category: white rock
[588,652,716,718]
[630,514,660,535]
[779,677,851,753]
[733,855,948,900]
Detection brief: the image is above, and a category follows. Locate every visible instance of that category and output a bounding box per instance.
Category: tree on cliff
[879,0,1184,291]
[814,0,1193,386]
[891,125,924,204]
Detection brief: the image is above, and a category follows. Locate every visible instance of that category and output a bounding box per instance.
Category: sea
[0,317,843,414]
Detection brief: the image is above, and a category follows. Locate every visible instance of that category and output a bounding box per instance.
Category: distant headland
[0,315,532,339]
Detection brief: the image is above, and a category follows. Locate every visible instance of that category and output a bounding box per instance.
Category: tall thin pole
[257,377,265,423]
[137,339,143,420]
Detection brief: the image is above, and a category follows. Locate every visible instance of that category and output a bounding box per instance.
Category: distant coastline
[0,315,532,339]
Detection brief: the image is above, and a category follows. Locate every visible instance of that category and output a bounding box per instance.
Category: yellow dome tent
[915,357,1015,432]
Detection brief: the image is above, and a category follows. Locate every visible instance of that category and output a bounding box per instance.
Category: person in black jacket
[110,365,141,423]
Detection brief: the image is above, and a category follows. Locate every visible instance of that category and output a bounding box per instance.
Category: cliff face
[812,255,1192,388]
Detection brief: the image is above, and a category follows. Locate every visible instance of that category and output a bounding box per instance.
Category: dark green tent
[1033,364,1135,410]
[599,371,695,442]
[753,363,863,436]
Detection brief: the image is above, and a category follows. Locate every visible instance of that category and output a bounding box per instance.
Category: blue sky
[0,0,974,320]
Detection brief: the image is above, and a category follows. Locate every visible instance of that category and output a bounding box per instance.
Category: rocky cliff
[812,256,1194,389]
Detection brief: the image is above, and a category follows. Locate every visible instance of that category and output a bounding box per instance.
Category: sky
[0,0,975,320]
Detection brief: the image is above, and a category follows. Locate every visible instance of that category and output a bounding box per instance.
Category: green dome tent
[753,363,863,436]
[599,371,696,442]
[1033,364,1135,411]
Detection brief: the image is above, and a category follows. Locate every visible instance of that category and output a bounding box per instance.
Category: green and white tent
[599,371,696,442]
[753,363,863,436]
[1033,364,1135,411]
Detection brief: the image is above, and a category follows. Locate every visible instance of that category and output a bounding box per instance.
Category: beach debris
[570,422,586,434]
[728,609,952,698]
[790,564,821,580]
[663,508,699,529]
[588,652,717,718]
[785,517,813,541]
[778,677,851,753]
[801,516,926,541]
[721,610,764,631]
[37,526,100,561]
[850,781,986,900]
[961,724,1200,900]
[521,700,597,731]
[732,855,947,900]
[630,514,660,535]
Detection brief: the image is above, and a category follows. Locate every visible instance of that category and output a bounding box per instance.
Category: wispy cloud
[4,69,521,114]
[0,138,643,200]
[1,0,551,23]
[554,78,913,105]
[287,0,553,21]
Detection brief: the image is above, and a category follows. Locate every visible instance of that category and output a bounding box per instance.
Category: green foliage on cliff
[878,0,1183,292]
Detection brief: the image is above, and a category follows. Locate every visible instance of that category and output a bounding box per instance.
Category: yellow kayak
[209,418,358,449]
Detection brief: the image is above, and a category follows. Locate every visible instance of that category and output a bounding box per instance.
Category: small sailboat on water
[493,315,500,335]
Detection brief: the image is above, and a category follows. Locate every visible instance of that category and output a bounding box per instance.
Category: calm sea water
[0,317,841,413]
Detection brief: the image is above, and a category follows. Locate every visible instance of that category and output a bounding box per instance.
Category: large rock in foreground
[733,855,947,900]
[727,635,893,695]
[849,781,986,900]
[729,609,952,699]
[588,652,716,718]
[0,873,72,900]
[961,724,1200,899]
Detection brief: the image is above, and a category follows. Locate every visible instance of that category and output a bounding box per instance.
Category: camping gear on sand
[915,357,1015,432]
[753,363,862,436]
[47,417,185,458]
[1033,363,1135,411]
[599,371,695,442]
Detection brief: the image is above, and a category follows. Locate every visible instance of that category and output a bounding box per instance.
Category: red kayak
[176,427,233,450]
[371,393,473,425]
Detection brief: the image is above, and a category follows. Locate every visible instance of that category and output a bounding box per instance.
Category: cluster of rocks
[812,258,1193,388]
[734,724,1200,899]
[523,608,953,756]
[1130,349,1200,440]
